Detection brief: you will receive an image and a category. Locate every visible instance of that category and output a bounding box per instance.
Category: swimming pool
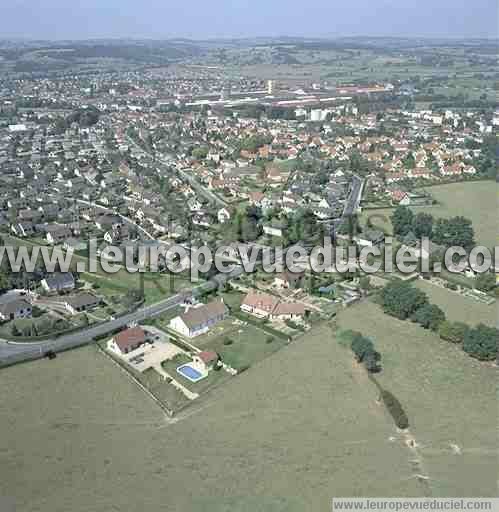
[176,364,206,382]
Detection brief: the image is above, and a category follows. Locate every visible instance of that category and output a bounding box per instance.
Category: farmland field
[0,327,423,512]
[337,301,497,497]
[363,181,498,248]
[414,280,496,327]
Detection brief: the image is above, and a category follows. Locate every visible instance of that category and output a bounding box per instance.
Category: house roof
[275,270,304,284]
[241,291,280,313]
[114,326,147,352]
[198,351,219,364]
[65,293,100,309]
[179,299,227,329]
[0,298,31,316]
[43,272,75,289]
[272,302,306,317]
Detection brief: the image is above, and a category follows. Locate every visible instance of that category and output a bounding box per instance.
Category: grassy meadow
[363,181,498,249]
[0,328,422,512]
[337,301,497,497]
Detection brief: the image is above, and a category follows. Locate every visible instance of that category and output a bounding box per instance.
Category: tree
[379,389,409,429]
[192,146,209,160]
[391,206,414,238]
[438,321,468,344]
[463,324,499,361]
[350,332,382,373]
[351,333,374,362]
[433,216,475,250]
[380,280,428,320]
[475,272,496,293]
[411,304,446,331]
[363,349,382,373]
[412,213,433,239]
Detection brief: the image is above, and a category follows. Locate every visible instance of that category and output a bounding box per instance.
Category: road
[126,136,228,207]
[0,266,243,368]
[343,175,364,217]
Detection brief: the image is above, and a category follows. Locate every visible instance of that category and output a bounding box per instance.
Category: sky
[0,0,497,40]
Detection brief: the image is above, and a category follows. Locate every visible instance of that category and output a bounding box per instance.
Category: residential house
[263,220,287,238]
[41,273,76,294]
[0,296,32,321]
[240,291,280,319]
[192,350,220,371]
[355,229,385,247]
[217,207,231,224]
[108,326,149,355]
[11,222,35,238]
[270,302,307,321]
[273,271,305,289]
[46,224,72,245]
[169,299,228,338]
[64,293,101,315]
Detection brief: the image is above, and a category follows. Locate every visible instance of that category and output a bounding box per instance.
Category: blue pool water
[177,364,205,382]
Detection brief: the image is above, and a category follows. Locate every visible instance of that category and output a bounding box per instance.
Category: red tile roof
[114,327,147,352]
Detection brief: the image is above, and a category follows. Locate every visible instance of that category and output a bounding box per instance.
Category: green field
[0,328,424,511]
[82,269,192,305]
[337,302,497,497]
[200,321,288,371]
[414,280,496,327]
[363,181,498,248]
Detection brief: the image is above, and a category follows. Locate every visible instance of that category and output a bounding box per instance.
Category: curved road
[0,266,243,368]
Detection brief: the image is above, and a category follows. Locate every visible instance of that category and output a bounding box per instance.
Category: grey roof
[179,299,227,329]
[43,272,75,290]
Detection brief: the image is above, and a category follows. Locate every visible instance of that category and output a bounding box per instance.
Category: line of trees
[380,280,498,362]
[391,205,475,250]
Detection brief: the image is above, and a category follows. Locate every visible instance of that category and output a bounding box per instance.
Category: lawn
[201,322,288,372]
[82,269,192,305]
[337,301,497,497]
[162,353,232,395]
[362,181,498,248]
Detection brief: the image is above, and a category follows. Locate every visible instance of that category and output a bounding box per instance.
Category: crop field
[337,301,497,497]
[363,181,498,248]
[0,325,425,512]
[227,55,493,85]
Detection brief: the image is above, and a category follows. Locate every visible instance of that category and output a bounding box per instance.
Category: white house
[107,326,149,355]
[217,207,231,224]
[169,299,228,338]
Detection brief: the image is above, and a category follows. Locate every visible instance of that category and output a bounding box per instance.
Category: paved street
[0,265,243,367]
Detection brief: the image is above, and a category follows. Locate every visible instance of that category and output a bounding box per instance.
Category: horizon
[1,0,496,40]
[2,35,499,43]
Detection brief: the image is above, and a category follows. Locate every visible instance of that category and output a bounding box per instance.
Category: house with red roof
[108,326,149,355]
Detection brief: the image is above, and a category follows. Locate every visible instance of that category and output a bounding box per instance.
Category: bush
[266,336,274,344]
[438,321,468,344]
[31,306,44,318]
[411,304,445,331]
[463,324,499,361]
[475,272,496,293]
[223,337,233,346]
